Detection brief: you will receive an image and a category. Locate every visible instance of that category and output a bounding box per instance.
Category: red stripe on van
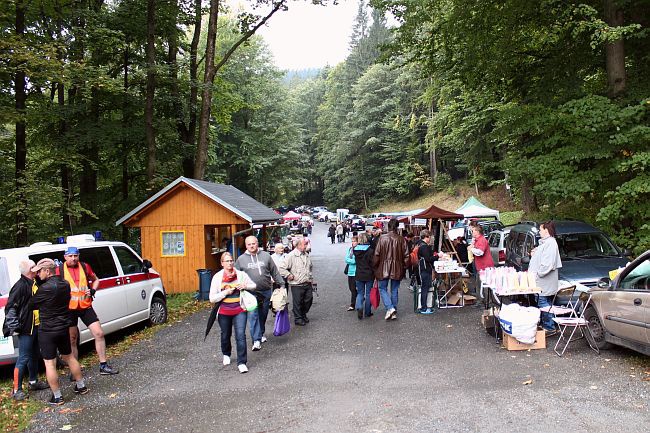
[0,297,7,308]
[97,277,123,290]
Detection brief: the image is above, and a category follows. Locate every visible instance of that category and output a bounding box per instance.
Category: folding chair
[539,285,577,322]
[552,292,599,356]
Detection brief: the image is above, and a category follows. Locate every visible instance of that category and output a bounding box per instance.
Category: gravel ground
[24,223,649,433]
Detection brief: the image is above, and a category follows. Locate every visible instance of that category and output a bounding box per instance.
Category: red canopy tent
[412,204,464,256]
[282,211,301,221]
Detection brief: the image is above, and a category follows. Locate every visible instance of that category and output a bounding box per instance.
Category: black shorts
[69,307,99,327]
[38,329,72,359]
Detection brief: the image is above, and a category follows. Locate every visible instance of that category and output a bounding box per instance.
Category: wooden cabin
[116,177,280,294]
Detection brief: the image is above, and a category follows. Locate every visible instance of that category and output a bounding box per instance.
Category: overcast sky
[231,1,359,70]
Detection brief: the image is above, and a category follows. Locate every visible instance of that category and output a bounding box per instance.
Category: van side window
[114,246,142,275]
[79,247,118,279]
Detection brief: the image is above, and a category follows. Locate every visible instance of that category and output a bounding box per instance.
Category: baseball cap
[64,246,80,255]
[31,258,56,272]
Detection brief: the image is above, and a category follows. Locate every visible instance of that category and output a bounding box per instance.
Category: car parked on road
[448,219,505,243]
[488,229,510,266]
[505,221,630,291]
[365,213,386,226]
[0,234,167,365]
[584,250,650,355]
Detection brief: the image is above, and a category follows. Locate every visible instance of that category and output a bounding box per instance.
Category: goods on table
[479,267,540,295]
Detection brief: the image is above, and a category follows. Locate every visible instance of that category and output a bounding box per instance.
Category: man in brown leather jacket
[373,218,410,320]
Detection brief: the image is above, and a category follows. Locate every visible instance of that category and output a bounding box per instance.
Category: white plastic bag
[498,303,540,344]
[239,290,258,312]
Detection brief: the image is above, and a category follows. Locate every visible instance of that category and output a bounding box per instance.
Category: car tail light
[498,250,506,262]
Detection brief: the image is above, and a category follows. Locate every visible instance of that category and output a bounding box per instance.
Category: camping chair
[552,292,599,357]
[539,285,577,323]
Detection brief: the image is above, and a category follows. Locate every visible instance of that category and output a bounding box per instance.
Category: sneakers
[28,380,49,391]
[99,364,119,375]
[12,389,27,401]
[252,341,261,351]
[391,310,397,320]
[73,384,89,395]
[260,336,268,343]
[222,355,231,366]
[385,308,396,320]
[238,364,248,374]
[48,395,65,406]
[418,308,434,315]
[347,306,355,311]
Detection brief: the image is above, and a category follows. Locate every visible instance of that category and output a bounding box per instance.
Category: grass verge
[0,293,209,433]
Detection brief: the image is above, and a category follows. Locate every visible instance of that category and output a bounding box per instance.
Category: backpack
[410,244,420,268]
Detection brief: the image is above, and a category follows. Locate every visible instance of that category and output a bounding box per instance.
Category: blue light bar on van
[94,231,103,241]
[56,236,65,244]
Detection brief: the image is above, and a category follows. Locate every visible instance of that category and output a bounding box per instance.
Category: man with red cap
[56,246,118,375]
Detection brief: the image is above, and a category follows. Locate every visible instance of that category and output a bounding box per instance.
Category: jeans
[378,278,401,311]
[218,312,248,366]
[420,269,432,310]
[347,276,357,307]
[14,331,39,390]
[355,280,373,316]
[248,289,272,342]
[537,295,556,330]
[291,284,313,323]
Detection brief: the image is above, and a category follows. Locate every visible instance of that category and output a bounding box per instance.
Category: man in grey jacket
[280,239,313,326]
[235,236,284,351]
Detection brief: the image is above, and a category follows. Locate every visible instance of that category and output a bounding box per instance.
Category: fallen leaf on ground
[590,385,598,390]
[543,363,550,368]
[522,379,533,385]
[446,324,453,328]
[60,425,73,431]
[109,393,117,398]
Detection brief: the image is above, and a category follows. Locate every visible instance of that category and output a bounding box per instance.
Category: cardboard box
[463,294,476,305]
[502,330,546,351]
[446,290,462,305]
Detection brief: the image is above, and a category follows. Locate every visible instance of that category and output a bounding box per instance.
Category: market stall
[455,196,500,220]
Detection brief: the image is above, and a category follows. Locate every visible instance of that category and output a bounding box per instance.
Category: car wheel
[584,307,612,350]
[149,296,168,325]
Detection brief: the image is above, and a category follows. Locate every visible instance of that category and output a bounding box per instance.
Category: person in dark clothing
[2,260,49,401]
[353,233,375,319]
[370,227,382,249]
[454,236,469,264]
[29,258,88,406]
[417,230,438,314]
[328,224,336,244]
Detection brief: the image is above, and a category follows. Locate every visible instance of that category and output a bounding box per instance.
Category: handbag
[370,280,380,309]
[343,264,349,275]
[273,307,290,336]
[270,288,288,312]
[239,290,258,312]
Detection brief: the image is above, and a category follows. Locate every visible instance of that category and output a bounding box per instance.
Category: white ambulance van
[0,234,167,365]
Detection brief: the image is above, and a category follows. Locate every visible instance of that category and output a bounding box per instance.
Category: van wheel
[585,307,611,350]
[149,296,168,325]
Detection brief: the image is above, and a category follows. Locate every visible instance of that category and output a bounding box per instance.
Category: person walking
[56,246,118,375]
[209,252,256,374]
[529,221,563,334]
[271,243,288,290]
[353,233,375,320]
[235,236,284,351]
[344,236,359,311]
[30,259,87,406]
[373,218,409,321]
[328,224,336,244]
[416,230,437,314]
[336,223,344,243]
[2,260,49,401]
[280,239,313,326]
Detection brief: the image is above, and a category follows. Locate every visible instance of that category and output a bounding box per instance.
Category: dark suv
[505,221,630,290]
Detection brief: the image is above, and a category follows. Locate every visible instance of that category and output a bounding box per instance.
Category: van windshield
[556,233,620,258]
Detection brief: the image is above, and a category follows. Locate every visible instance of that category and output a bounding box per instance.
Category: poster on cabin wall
[161,231,186,257]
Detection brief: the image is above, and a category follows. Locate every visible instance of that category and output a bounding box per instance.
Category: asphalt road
[25,222,649,433]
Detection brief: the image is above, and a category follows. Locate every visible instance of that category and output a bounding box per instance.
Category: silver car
[585,250,650,356]
[488,229,510,266]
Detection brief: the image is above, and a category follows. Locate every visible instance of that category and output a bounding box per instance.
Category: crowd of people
[2,247,118,405]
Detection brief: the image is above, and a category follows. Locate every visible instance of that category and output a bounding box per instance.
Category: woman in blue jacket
[353,233,375,320]
[344,236,359,311]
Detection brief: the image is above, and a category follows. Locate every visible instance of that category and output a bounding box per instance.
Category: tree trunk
[194,0,286,180]
[145,0,157,188]
[182,0,202,177]
[122,42,130,241]
[521,178,538,213]
[14,0,28,246]
[604,0,626,98]
[194,0,220,180]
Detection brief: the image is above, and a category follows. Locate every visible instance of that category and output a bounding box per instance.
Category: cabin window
[161,231,186,257]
